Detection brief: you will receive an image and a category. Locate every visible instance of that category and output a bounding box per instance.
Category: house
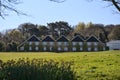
[56,36,69,52]
[18,35,106,52]
[42,36,55,51]
[85,35,105,51]
[18,35,40,51]
[71,35,84,51]
[107,40,120,50]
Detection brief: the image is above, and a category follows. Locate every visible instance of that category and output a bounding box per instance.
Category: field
[0,51,120,80]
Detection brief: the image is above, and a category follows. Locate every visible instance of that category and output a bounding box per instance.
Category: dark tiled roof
[72,36,84,42]
[27,35,40,42]
[86,36,99,42]
[57,36,69,42]
[42,36,54,42]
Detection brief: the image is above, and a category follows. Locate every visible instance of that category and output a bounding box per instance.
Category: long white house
[18,35,106,52]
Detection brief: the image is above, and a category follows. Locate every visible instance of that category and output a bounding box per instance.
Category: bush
[0,58,76,80]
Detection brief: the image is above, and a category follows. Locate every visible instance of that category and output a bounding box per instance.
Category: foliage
[0,41,5,51]
[0,58,76,80]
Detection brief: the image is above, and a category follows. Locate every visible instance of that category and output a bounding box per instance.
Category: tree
[50,0,120,12]
[108,25,120,40]
[0,41,5,51]
[0,0,26,18]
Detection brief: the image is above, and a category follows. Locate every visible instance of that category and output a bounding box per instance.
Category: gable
[27,35,40,42]
[57,36,69,42]
[42,36,54,42]
[86,36,99,42]
[72,36,84,42]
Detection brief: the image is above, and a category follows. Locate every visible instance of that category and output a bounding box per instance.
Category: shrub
[0,58,76,80]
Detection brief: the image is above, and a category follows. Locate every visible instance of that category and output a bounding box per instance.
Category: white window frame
[94,42,98,46]
[29,47,32,51]
[80,47,83,51]
[35,47,39,51]
[44,47,47,51]
[87,42,91,46]
[64,47,68,51]
[72,47,76,51]
[50,42,53,46]
[79,42,83,46]
[58,47,61,51]
[43,42,47,45]
[58,42,62,45]
[29,42,32,45]
[94,47,98,51]
[64,42,67,46]
[50,47,52,51]
[72,42,76,46]
[88,47,91,51]
[20,46,24,50]
[35,42,39,46]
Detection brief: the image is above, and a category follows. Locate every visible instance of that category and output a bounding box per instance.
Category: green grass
[0,50,120,80]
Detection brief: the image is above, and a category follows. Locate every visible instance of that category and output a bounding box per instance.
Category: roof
[107,40,120,44]
[27,35,40,42]
[57,36,69,42]
[86,36,99,42]
[42,36,54,42]
[71,35,84,42]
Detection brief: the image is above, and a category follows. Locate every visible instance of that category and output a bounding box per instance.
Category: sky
[0,0,120,31]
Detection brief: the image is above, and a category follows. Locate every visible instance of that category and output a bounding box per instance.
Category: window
[94,47,98,51]
[94,42,98,46]
[88,47,91,51]
[35,47,38,50]
[44,47,46,51]
[35,42,39,45]
[20,47,24,50]
[50,47,52,51]
[29,47,32,51]
[80,47,83,51]
[58,42,62,45]
[29,42,32,45]
[50,42,53,46]
[58,47,61,51]
[103,47,105,50]
[72,47,76,51]
[43,42,47,45]
[87,42,91,46]
[64,47,68,51]
[72,42,76,46]
[64,42,67,46]
[79,42,83,46]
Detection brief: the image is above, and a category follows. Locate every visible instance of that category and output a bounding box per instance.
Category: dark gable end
[42,36,54,42]
[86,36,99,42]
[71,36,84,42]
[27,35,40,42]
[57,36,69,42]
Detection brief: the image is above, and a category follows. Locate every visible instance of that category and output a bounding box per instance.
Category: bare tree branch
[50,0,66,3]
[0,0,26,19]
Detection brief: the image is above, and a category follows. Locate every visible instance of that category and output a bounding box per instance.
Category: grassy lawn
[0,50,120,80]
